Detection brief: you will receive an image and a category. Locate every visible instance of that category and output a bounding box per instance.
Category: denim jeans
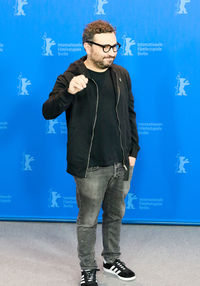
[73,162,134,270]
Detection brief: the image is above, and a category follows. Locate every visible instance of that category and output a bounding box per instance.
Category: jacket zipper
[116,77,128,171]
[84,75,127,178]
[84,78,99,178]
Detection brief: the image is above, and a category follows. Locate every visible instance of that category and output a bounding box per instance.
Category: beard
[91,56,116,69]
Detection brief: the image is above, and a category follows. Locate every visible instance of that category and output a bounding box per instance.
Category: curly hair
[82,20,116,44]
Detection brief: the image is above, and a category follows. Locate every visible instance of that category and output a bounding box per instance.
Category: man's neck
[84,59,108,73]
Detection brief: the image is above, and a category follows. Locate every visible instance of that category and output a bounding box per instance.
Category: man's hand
[68,75,88,95]
[129,156,136,167]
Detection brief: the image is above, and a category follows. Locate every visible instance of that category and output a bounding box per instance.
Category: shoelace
[82,269,100,283]
[115,259,126,271]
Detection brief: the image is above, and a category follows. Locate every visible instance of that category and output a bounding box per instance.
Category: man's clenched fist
[67,75,88,95]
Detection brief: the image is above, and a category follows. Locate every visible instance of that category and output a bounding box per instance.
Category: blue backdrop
[0,0,199,224]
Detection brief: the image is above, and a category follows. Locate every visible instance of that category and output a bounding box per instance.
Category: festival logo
[14,0,28,16]
[17,73,31,96]
[126,193,137,210]
[42,33,56,56]
[46,120,67,134]
[95,0,108,15]
[122,35,136,56]
[42,33,82,56]
[121,35,163,56]
[176,0,191,14]
[48,188,76,208]
[126,194,164,211]
[175,73,190,96]
[47,119,59,134]
[138,122,163,135]
[139,198,164,210]
[49,189,62,208]
[22,153,35,171]
[176,153,190,173]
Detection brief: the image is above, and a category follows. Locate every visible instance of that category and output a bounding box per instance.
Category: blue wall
[0,0,200,224]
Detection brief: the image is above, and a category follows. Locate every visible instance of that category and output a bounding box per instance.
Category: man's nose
[107,48,116,57]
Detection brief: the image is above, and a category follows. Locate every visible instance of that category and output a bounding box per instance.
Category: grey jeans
[73,162,134,270]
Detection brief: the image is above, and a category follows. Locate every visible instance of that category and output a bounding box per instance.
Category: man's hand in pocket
[129,156,136,167]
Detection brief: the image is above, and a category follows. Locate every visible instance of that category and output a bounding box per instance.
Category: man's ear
[83,42,91,55]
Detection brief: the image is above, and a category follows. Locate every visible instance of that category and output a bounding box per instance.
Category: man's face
[86,32,118,69]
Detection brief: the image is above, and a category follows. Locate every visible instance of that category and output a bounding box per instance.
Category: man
[42,20,140,286]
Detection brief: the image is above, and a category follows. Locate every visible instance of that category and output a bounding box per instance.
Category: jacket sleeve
[126,71,140,158]
[42,72,74,120]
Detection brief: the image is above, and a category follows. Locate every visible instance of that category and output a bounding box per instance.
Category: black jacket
[42,55,140,180]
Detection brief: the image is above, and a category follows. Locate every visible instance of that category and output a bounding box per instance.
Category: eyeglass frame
[85,40,121,53]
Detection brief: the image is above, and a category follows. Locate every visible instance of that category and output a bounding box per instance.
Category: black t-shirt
[87,67,123,167]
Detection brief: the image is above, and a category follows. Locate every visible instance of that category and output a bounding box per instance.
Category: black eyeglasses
[86,41,121,53]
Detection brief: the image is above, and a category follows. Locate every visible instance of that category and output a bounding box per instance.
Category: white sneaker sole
[103,267,136,281]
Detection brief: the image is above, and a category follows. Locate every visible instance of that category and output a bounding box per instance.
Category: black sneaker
[80,269,100,286]
[103,258,136,281]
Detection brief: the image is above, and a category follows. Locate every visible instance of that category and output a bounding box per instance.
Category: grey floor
[0,221,200,286]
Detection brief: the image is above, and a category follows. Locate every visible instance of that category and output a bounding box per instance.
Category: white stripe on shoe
[103,267,136,281]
